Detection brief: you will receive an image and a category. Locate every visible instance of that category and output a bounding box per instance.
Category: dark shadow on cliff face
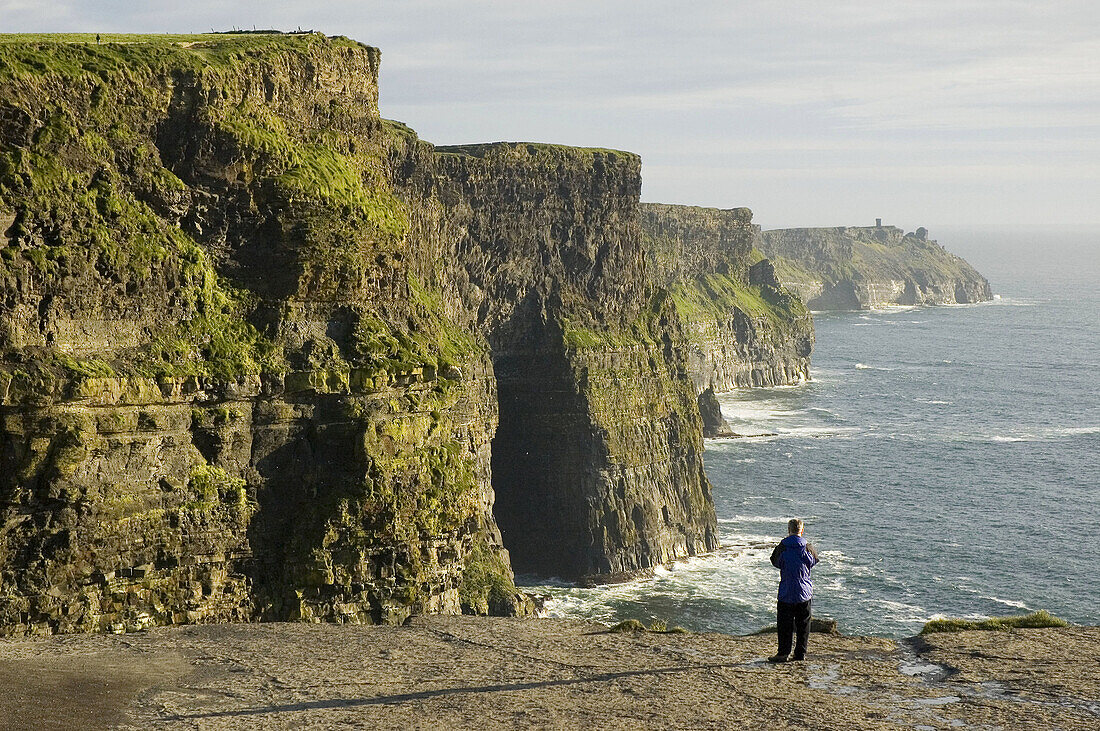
[487,290,718,581]
[244,394,411,624]
[489,304,596,580]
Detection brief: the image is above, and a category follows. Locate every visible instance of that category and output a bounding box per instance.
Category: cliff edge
[2,617,1095,729]
[760,224,992,310]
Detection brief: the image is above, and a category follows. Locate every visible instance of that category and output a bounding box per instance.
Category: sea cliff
[639,203,813,435]
[0,33,755,635]
[0,33,526,633]
[760,224,992,310]
[385,137,718,580]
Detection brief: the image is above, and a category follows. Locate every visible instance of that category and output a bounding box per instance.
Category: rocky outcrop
[639,204,814,429]
[760,225,992,310]
[0,33,719,635]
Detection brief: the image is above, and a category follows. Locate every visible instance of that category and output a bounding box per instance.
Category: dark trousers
[776,599,811,659]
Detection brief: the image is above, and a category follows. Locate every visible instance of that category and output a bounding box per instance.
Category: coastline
[1,615,1096,729]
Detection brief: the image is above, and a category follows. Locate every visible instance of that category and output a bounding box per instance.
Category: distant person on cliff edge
[768,518,819,662]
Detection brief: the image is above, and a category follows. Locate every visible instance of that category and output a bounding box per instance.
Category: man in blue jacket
[768,518,819,662]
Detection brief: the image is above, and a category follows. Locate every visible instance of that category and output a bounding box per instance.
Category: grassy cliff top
[436,141,638,163]
[641,201,753,219]
[761,225,989,286]
[0,32,372,79]
[762,225,905,235]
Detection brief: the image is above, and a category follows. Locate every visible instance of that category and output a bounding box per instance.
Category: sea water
[520,226,1100,637]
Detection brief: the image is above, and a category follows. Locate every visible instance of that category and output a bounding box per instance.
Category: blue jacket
[770,534,819,604]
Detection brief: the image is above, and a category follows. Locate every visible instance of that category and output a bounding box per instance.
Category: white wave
[714,399,789,420]
[954,425,1100,443]
[704,440,773,453]
[717,515,791,524]
[1059,426,1100,436]
[916,399,953,405]
[515,575,575,588]
[868,598,929,621]
[780,425,862,439]
[864,305,919,314]
[988,296,1042,307]
[717,531,780,545]
[854,362,893,371]
[984,596,1030,610]
[758,382,812,391]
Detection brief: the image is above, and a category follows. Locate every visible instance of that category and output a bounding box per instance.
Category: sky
[2,1,1098,230]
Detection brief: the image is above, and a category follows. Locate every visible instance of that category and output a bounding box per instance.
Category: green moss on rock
[670,272,809,327]
[459,536,519,616]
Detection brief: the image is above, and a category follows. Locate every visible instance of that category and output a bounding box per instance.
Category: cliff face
[640,203,814,401]
[760,225,992,310]
[0,34,524,635]
[0,34,718,635]
[387,140,717,579]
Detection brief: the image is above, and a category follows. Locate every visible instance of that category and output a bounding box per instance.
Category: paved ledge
[0,617,1096,729]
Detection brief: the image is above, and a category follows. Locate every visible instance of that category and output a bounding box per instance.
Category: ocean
[520,226,1100,638]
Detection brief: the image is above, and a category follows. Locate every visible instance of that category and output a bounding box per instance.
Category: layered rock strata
[639,203,814,434]
[0,33,720,635]
[386,139,717,579]
[760,225,992,310]
[0,34,520,635]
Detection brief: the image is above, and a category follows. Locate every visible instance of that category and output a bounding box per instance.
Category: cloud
[1,0,1097,223]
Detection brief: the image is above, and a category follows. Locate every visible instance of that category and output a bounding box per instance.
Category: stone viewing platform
[1,616,1096,729]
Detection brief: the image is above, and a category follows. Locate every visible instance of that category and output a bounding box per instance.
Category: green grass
[277,145,408,238]
[349,274,481,376]
[0,31,418,384]
[560,291,671,352]
[381,119,420,144]
[436,141,638,165]
[761,226,984,292]
[0,33,366,80]
[770,256,822,285]
[0,33,288,43]
[670,272,808,326]
[920,610,1069,635]
[562,320,644,351]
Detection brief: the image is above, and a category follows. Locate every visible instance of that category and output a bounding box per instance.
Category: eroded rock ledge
[1,617,1095,729]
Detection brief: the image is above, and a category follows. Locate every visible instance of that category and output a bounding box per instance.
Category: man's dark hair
[787,518,804,535]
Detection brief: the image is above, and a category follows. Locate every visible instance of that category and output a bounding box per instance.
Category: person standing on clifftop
[768,518,819,662]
